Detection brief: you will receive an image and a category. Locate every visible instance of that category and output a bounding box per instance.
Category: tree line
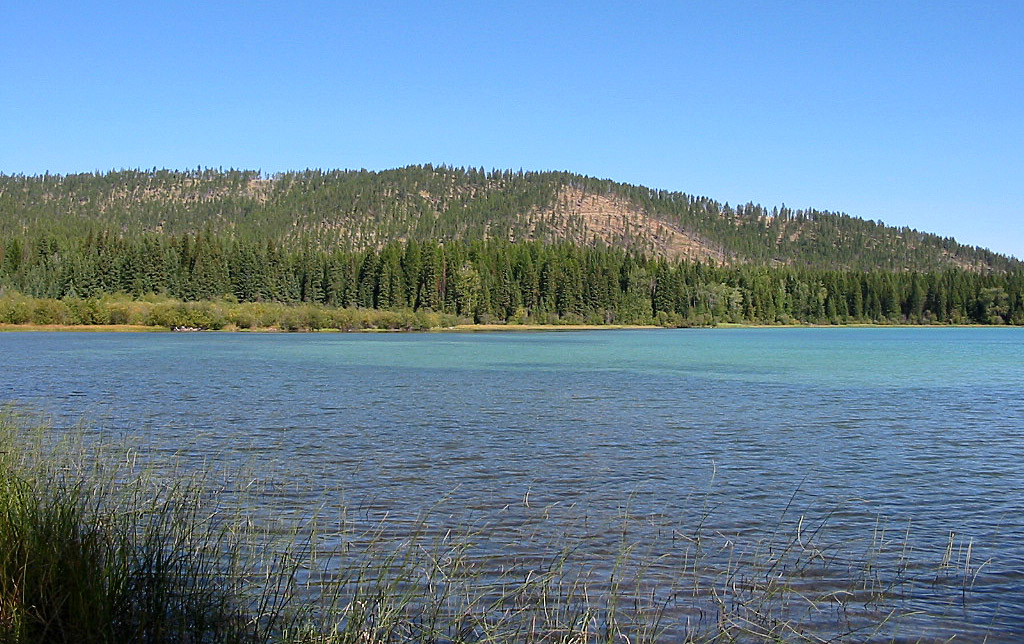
[2,232,1021,326]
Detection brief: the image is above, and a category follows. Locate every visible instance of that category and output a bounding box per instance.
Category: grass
[0,410,1001,643]
[0,411,284,643]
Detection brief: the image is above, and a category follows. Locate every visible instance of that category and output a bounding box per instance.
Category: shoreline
[0,321,1011,333]
[0,323,167,332]
[447,323,655,332]
[0,322,657,333]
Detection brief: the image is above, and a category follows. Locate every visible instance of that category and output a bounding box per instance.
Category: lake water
[2,328,1023,640]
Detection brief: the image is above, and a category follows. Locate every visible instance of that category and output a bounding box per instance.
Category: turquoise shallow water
[2,327,1023,639]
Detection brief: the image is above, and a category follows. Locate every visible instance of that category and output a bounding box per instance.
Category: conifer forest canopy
[0,166,1021,326]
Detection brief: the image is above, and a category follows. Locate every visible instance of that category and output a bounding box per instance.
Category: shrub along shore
[0,292,462,332]
[1,291,1020,333]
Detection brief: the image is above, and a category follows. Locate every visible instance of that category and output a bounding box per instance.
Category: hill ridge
[0,165,1017,273]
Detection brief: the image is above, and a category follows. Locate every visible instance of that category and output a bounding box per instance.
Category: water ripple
[1,328,1023,639]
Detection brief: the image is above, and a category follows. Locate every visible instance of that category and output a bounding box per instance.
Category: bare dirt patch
[540,187,727,262]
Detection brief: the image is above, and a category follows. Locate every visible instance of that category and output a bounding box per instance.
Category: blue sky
[3,1,1022,258]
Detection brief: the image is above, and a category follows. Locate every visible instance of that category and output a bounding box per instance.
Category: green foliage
[0,166,1021,328]
[1,238,1023,328]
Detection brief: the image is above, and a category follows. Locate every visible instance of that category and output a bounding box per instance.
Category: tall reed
[0,409,298,643]
[0,410,1001,643]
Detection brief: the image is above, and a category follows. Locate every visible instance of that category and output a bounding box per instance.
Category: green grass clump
[0,412,287,644]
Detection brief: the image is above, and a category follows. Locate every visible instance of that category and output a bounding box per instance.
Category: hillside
[2,166,1021,328]
[0,165,1016,273]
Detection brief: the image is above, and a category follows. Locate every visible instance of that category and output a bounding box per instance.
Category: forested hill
[0,165,1016,272]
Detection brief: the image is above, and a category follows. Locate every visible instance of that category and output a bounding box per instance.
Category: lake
[2,327,1023,641]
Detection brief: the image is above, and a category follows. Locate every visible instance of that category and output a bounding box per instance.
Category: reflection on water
[2,328,1023,639]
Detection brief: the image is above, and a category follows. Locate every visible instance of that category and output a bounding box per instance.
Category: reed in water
[0,410,994,643]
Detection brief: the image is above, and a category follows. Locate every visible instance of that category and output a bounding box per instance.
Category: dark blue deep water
[2,328,1022,640]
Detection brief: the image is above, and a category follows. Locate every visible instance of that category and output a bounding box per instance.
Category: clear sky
[3,1,1022,258]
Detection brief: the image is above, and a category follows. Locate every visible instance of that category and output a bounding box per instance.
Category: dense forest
[1,235,1021,328]
[1,166,1021,328]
